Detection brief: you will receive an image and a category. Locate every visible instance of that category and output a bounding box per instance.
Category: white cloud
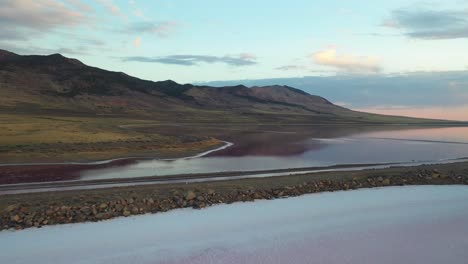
[133,37,141,47]
[96,0,124,18]
[313,48,381,73]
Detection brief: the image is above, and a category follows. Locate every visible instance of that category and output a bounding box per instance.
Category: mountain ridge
[0,49,449,123]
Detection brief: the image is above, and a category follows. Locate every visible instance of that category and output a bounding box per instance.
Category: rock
[11,214,21,223]
[123,210,131,217]
[185,191,197,201]
[382,179,391,186]
[99,203,108,209]
[377,176,384,182]
[114,204,124,212]
[253,192,262,199]
[80,206,92,215]
[440,173,449,179]
[196,196,205,201]
[95,213,111,220]
[4,204,19,213]
[95,213,105,220]
[131,206,139,215]
[194,202,206,209]
[207,189,215,195]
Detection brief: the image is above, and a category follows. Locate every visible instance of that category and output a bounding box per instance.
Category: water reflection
[80,125,468,181]
[1,125,468,184]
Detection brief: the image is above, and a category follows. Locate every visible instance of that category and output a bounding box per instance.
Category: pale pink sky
[355,105,468,121]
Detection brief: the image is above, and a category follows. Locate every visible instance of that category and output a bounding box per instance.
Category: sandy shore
[1,161,468,230]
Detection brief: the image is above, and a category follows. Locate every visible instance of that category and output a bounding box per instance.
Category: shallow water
[1,185,467,264]
[80,126,468,180]
[2,125,468,184]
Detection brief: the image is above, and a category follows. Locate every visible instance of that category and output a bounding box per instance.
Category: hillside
[0,49,459,163]
[0,49,439,124]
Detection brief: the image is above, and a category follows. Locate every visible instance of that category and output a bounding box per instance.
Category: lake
[1,185,467,264]
[2,125,468,184]
[80,125,468,180]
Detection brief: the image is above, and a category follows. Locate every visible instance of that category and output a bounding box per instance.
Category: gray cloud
[0,28,30,40]
[0,42,88,56]
[0,0,90,41]
[123,21,179,37]
[122,54,257,66]
[0,0,86,30]
[385,8,468,39]
[275,65,306,71]
[201,71,468,108]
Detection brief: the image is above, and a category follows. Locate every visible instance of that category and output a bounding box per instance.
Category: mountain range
[0,49,445,123]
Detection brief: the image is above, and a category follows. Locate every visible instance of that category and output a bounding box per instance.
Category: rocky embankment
[1,165,468,231]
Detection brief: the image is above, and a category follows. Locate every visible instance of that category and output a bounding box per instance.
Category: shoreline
[0,141,234,167]
[2,156,468,194]
[3,158,468,195]
[1,161,468,231]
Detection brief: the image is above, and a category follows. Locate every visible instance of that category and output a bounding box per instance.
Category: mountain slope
[0,50,446,123]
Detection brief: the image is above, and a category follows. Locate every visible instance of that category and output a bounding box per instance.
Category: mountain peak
[42,53,84,66]
[48,53,65,58]
[0,49,19,60]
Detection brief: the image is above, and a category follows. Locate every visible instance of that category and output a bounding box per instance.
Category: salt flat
[1,185,468,264]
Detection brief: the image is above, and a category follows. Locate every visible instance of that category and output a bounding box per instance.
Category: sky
[1,0,468,120]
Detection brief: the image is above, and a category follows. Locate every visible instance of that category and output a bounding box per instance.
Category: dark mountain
[0,50,442,123]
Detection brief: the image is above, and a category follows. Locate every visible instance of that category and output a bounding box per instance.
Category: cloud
[123,21,179,37]
[122,54,258,66]
[66,0,94,13]
[133,37,141,47]
[0,0,88,40]
[313,48,381,73]
[275,65,306,71]
[96,0,124,18]
[0,28,30,40]
[239,53,257,60]
[384,8,468,39]
[0,42,88,56]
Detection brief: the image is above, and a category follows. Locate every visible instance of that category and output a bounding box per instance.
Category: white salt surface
[1,185,468,264]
